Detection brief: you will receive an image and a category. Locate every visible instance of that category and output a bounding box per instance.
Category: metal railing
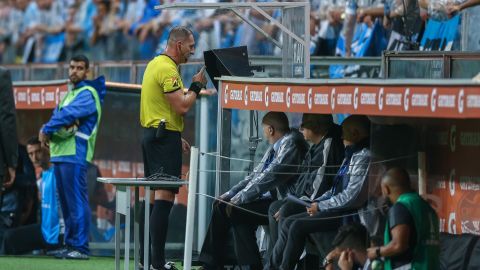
[4,56,382,84]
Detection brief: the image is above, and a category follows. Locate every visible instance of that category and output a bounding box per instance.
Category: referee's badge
[172,77,179,88]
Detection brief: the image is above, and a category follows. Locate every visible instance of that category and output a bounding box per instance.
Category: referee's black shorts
[142,127,182,193]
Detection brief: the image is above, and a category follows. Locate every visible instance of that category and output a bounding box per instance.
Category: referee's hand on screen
[192,69,207,87]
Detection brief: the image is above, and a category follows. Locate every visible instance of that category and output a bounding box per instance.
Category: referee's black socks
[150,199,174,269]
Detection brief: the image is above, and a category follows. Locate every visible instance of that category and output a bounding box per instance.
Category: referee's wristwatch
[322,257,333,267]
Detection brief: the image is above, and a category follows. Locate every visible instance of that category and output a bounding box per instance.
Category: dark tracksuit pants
[54,162,90,254]
[266,211,343,270]
[199,199,273,270]
[267,200,306,256]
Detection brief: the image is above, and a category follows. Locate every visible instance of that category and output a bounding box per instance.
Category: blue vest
[41,167,60,244]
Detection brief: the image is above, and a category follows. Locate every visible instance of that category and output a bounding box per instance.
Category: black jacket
[294,124,345,200]
[0,67,18,178]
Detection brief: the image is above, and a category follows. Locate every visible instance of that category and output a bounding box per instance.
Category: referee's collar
[161,54,179,66]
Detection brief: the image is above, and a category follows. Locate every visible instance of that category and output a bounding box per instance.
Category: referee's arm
[165,70,207,115]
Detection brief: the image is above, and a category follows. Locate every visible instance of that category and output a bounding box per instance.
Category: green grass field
[0,256,195,270]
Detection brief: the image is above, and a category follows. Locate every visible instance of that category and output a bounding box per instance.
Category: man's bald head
[342,115,370,145]
[382,167,410,193]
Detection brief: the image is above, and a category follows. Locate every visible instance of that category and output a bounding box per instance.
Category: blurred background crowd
[0,0,478,64]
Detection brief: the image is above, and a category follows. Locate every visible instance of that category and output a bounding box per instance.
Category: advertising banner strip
[13,82,69,110]
[221,80,480,119]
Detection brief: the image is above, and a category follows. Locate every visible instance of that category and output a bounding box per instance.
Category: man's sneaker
[47,247,68,256]
[149,262,178,270]
[55,249,89,260]
[163,262,179,270]
[64,249,89,260]
[54,248,71,259]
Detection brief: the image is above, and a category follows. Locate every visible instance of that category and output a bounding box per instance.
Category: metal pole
[184,147,199,270]
[215,81,223,197]
[304,2,311,78]
[143,188,150,269]
[197,97,209,251]
[124,188,131,270]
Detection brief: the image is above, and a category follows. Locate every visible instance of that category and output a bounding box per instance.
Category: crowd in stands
[1,0,479,65]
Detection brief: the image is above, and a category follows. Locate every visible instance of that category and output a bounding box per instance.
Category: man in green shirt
[367,168,440,270]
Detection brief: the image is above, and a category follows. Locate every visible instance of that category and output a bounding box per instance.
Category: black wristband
[376,247,381,258]
[188,81,203,96]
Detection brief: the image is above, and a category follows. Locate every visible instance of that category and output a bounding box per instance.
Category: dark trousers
[2,223,62,254]
[267,201,306,256]
[54,162,90,254]
[199,199,273,269]
[267,211,343,270]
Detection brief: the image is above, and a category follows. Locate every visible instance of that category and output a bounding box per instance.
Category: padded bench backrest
[440,233,479,270]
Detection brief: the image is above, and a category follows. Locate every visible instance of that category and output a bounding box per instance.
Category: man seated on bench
[266,115,372,270]
[199,112,308,270]
[267,114,344,258]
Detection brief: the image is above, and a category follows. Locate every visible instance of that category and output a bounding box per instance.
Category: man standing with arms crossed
[140,26,207,270]
[39,55,106,259]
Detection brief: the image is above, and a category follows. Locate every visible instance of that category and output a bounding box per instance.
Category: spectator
[39,54,106,259]
[199,112,309,270]
[23,0,66,63]
[8,0,32,63]
[384,0,423,50]
[366,168,440,270]
[90,0,118,61]
[266,115,372,270]
[64,3,83,60]
[2,136,63,255]
[447,0,480,16]
[0,0,12,63]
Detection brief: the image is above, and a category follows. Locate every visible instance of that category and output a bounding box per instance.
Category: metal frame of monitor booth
[156,1,311,79]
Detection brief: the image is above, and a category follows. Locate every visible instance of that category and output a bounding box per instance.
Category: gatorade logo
[353,87,359,110]
[308,88,313,110]
[331,88,336,110]
[404,88,410,112]
[448,212,456,234]
[244,86,249,106]
[431,88,438,112]
[56,87,60,105]
[450,125,456,152]
[224,84,229,105]
[265,86,269,107]
[41,88,45,106]
[449,168,456,197]
[378,88,384,111]
[27,88,31,105]
[286,87,291,108]
[458,89,465,114]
